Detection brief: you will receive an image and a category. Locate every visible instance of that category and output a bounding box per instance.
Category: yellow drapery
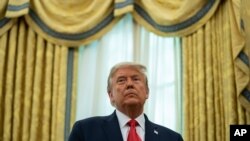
[237,0,250,111]
[1,0,220,46]
[183,0,250,141]
[132,0,220,36]
[0,0,249,141]
[0,18,78,141]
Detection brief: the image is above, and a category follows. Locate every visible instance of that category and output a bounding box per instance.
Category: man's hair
[107,62,149,92]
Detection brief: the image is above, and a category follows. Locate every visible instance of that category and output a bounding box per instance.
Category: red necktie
[127,119,141,141]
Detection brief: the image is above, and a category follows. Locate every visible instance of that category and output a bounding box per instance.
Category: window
[76,14,182,133]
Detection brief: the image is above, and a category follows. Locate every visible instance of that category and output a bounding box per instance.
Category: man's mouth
[125,89,136,95]
[125,90,137,96]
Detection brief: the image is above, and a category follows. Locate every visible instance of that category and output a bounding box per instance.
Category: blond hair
[107,62,149,92]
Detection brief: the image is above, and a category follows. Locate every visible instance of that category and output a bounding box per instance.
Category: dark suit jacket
[68,111,183,141]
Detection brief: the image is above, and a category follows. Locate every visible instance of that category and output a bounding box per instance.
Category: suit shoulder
[154,123,178,133]
[74,116,108,127]
[150,122,183,140]
[69,116,111,141]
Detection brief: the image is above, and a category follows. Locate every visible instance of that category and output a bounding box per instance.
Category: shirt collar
[115,109,145,130]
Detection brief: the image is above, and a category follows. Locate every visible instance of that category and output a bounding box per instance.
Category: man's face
[108,67,149,111]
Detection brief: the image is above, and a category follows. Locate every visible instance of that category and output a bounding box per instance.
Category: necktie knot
[127,119,138,127]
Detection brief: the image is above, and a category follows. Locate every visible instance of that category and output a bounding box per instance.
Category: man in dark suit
[68,62,183,141]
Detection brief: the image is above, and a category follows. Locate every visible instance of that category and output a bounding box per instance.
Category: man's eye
[133,78,140,81]
[117,79,125,83]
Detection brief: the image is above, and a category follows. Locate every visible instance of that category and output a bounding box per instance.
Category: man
[68,62,183,141]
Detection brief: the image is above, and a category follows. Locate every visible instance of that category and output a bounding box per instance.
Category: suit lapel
[103,111,123,141]
[102,112,160,141]
[145,115,160,141]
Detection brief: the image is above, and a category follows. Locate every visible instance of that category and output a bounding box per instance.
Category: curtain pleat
[56,46,68,141]
[42,42,54,141]
[0,26,7,141]
[183,33,191,141]
[204,19,215,141]
[50,46,60,141]
[70,49,78,132]
[192,31,198,141]
[22,22,36,141]
[197,28,206,141]
[29,34,44,141]
[3,21,18,141]
[50,45,65,141]
[222,3,237,141]
[213,7,225,141]
[12,19,26,141]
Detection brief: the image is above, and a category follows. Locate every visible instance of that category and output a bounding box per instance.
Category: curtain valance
[0,0,221,46]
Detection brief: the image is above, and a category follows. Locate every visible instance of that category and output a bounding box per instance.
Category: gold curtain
[0,18,78,141]
[0,0,122,46]
[238,0,250,111]
[1,0,221,46]
[1,0,250,141]
[24,0,122,46]
[183,0,250,141]
[131,0,220,36]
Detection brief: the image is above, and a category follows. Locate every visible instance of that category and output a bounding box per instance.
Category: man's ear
[108,91,115,106]
[146,89,149,99]
[108,91,111,96]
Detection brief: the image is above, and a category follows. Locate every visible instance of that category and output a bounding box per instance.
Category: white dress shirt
[116,110,145,141]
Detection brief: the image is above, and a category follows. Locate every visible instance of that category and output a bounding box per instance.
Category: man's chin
[124,98,140,105]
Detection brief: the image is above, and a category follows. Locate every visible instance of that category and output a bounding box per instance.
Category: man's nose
[126,79,134,88]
